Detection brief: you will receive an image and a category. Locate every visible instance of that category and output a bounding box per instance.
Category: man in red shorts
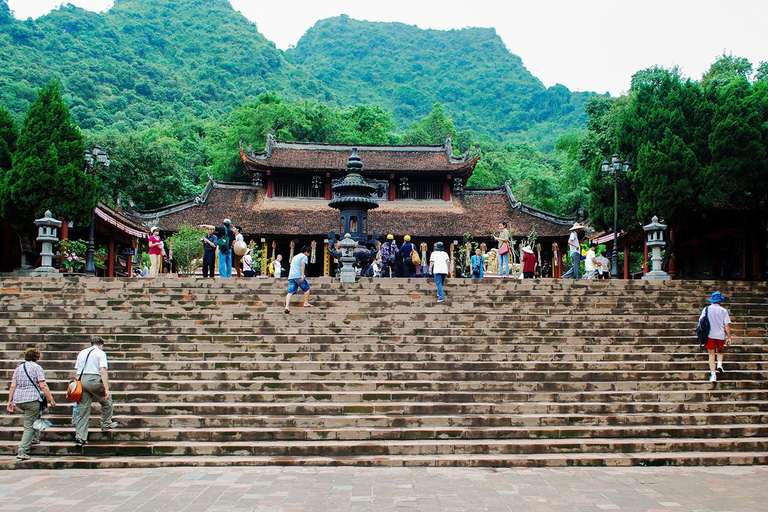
[699,291,732,382]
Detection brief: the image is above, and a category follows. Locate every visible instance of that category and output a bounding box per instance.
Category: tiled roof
[137,182,572,240]
[241,137,478,177]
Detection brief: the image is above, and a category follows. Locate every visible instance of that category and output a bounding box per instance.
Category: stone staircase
[0,276,766,469]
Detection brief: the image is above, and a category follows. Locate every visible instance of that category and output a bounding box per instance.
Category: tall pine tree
[0,105,17,172]
[0,81,99,230]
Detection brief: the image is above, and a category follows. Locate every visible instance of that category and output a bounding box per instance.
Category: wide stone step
[5,424,768,444]
[4,349,768,364]
[107,399,768,416]
[3,437,767,458]
[3,451,767,470]
[6,410,764,429]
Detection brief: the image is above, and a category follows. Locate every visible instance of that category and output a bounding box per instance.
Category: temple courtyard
[1,465,765,512]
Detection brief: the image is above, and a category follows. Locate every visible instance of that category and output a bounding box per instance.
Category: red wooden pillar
[668,229,676,279]
[325,173,332,201]
[266,170,274,198]
[444,175,452,202]
[388,174,395,202]
[107,238,115,277]
[623,244,630,279]
[643,237,649,276]
[59,218,68,267]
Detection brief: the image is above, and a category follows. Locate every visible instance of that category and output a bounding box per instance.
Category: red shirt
[148,235,162,255]
[522,252,536,273]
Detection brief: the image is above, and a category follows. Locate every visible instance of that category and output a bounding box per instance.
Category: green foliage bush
[170,223,205,275]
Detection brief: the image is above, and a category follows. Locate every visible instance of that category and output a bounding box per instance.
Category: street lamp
[84,145,110,276]
[601,154,630,278]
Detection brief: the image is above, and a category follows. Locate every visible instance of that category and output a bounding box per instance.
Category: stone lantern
[338,233,358,283]
[642,215,670,280]
[32,210,63,275]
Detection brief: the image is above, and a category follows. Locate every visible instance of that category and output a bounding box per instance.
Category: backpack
[217,235,229,251]
[411,249,421,266]
[696,306,711,348]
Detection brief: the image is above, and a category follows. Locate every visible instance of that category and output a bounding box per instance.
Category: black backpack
[696,306,711,348]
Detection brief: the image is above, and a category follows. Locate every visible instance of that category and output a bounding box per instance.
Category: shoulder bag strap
[77,348,96,380]
[22,363,43,397]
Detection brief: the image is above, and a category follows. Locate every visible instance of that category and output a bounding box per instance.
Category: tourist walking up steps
[699,291,732,383]
[562,222,585,279]
[429,241,450,302]
[74,337,118,447]
[6,348,56,461]
[284,246,313,314]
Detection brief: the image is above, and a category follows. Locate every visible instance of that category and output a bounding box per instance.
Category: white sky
[7,0,767,96]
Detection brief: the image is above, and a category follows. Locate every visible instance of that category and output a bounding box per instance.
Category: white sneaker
[717,364,725,374]
[708,373,717,383]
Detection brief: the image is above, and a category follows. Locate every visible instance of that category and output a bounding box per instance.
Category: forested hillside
[0,0,596,217]
[0,0,590,141]
[0,0,330,131]
[287,15,593,146]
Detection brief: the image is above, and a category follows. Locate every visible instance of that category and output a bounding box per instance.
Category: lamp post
[84,145,110,276]
[601,154,630,278]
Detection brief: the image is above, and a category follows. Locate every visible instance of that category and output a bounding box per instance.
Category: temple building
[128,136,575,277]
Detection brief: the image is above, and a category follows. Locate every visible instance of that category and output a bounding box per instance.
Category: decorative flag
[289,240,295,261]
[323,241,330,276]
[420,242,427,267]
[271,240,276,260]
[480,242,487,254]
[310,240,317,264]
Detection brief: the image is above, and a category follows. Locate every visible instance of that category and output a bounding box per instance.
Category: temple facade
[129,137,575,277]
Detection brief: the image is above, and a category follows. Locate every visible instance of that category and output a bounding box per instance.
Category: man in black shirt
[200,226,218,278]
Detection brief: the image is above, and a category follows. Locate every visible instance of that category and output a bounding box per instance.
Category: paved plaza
[0,466,764,512]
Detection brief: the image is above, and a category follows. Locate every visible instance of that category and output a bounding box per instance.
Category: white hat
[522,246,534,254]
[569,222,585,232]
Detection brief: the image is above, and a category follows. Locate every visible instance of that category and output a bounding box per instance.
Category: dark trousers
[202,251,216,278]
[402,261,416,278]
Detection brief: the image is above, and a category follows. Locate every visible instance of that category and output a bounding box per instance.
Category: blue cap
[709,291,725,303]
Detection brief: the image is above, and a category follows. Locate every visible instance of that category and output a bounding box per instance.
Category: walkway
[0,466,764,512]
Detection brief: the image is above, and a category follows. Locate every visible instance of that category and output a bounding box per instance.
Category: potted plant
[57,238,88,273]
[170,223,205,276]
[94,246,109,270]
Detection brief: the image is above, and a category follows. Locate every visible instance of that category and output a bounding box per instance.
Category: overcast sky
[7,0,767,96]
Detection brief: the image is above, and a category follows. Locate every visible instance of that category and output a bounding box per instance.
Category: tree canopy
[0,81,99,228]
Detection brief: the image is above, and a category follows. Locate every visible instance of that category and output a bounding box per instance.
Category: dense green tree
[0,81,98,229]
[0,105,18,172]
[99,130,198,210]
[337,105,397,145]
[583,58,768,270]
[402,104,458,146]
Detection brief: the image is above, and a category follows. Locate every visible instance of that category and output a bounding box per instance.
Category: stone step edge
[2,451,767,470]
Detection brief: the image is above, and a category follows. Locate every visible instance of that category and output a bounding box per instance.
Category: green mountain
[0,0,330,131]
[0,0,591,141]
[287,15,593,143]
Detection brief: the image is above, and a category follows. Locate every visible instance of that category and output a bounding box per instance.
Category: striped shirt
[11,362,46,404]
